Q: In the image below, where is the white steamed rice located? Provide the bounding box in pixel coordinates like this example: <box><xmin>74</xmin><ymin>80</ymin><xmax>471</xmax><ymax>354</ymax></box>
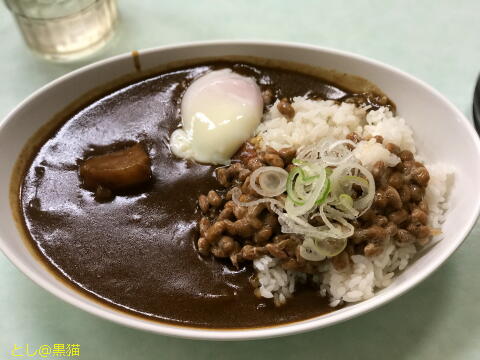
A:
<box><xmin>252</xmin><ymin>96</ymin><xmax>454</xmax><ymax>307</ymax></box>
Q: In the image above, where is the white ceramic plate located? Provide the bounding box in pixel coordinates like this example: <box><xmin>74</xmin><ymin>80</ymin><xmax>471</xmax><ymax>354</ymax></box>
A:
<box><xmin>1</xmin><ymin>41</ymin><xmax>480</xmax><ymax>340</ymax></box>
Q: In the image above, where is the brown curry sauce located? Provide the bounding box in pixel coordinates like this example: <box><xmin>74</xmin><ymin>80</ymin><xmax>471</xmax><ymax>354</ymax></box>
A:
<box><xmin>19</xmin><ymin>61</ymin><xmax>388</xmax><ymax>328</ymax></box>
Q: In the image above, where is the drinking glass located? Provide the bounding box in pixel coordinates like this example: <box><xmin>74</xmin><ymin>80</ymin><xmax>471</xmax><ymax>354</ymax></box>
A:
<box><xmin>4</xmin><ymin>0</ymin><xmax>118</xmax><ymax>61</ymax></box>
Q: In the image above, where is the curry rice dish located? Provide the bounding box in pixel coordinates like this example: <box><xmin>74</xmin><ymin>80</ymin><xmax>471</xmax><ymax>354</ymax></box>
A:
<box><xmin>17</xmin><ymin>60</ymin><xmax>452</xmax><ymax>328</ymax></box>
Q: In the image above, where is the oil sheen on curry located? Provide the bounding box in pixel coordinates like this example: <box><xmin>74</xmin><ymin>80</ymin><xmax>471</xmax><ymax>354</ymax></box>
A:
<box><xmin>20</xmin><ymin>61</ymin><xmax>401</xmax><ymax>328</ymax></box>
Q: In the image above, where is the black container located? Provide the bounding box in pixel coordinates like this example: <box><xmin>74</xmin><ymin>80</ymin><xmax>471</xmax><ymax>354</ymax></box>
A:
<box><xmin>473</xmin><ymin>76</ymin><xmax>480</xmax><ymax>135</ymax></box>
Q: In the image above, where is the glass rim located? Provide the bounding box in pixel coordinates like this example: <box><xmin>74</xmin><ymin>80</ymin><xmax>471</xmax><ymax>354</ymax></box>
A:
<box><xmin>4</xmin><ymin>0</ymin><xmax>108</xmax><ymax>21</ymax></box>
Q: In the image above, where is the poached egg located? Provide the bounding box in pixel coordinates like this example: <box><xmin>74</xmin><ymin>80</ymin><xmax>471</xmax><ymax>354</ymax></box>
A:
<box><xmin>170</xmin><ymin>69</ymin><xmax>263</xmax><ymax>164</ymax></box>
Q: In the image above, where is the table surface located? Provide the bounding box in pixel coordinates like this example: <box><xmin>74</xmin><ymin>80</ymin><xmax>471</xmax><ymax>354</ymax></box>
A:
<box><xmin>1</xmin><ymin>1</ymin><xmax>480</xmax><ymax>359</ymax></box>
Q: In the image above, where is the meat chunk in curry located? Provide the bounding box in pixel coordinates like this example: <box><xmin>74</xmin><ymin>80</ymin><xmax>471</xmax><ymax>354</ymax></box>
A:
<box><xmin>79</xmin><ymin>143</ymin><xmax>152</xmax><ymax>193</ymax></box>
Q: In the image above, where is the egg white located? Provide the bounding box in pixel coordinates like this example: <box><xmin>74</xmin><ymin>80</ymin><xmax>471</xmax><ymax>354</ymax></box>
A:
<box><xmin>170</xmin><ymin>69</ymin><xmax>263</xmax><ymax>164</ymax></box>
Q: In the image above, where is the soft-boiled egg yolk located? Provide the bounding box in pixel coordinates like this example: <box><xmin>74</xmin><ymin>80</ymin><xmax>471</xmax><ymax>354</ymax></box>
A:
<box><xmin>170</xmin><ymin>69</ymin><xmax>263</xmax><ymax>164</ymax></box>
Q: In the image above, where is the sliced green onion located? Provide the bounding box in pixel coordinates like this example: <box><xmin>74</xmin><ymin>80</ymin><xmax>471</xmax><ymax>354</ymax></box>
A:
<box><xmin>312</xmin><ymin>236</ymin><xmax>347</xmax><ymax>257</ymax></box>
<box><xmin>287</xmin><ymin>167</ymin><xmax>305</xmax><ymax>205</ymax></box>
<box><xmin>330</xmin><ymin>163</ymin><xmax>375</xmax><ymax>215</ymax></box>
<box><xmin>303</xmin><ymin>174</ymin><xmax>320</xmax><ymax>183</ymax></box>
<box><xmin>292</xmin><ymin>158</ymin><xmax>308</xmax><ymax>166</ymax></box>
<box><xmin>339</xmin><ymin>193</ymin><xmax>354</xmax><ymax>208</ymax></box>
<box><xmin>261</xmin><ymin>148</ymin><xmax>375</xmax><ymax>261</ymax></box>
<box><xmin>285</xmin><ymin>163</ymin><xmax>326</xmax><ymax>216</ymax></box>
<box><xmin>299</xmin><ymin>230</ymin><xmax>348</xmax><ymax>259</ymax></box>
<box><xmin>315</xmin><ymin>177</ymin><xmax>331</xmax><ymax>205</ymax></box>
<box><xmin>343</xmin><ymin>175</ymin><xmax>368</xmax><ymax>187</ymax></box>
<box><xmin>299</xmin><ymin>237</ymin><xmax>326</xmax><ymax>261</ymax></box>
<box><xmin>337</xmin><ymin>193</ymin><xmax>359</xmax><ymax>216</ymax></box>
